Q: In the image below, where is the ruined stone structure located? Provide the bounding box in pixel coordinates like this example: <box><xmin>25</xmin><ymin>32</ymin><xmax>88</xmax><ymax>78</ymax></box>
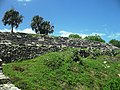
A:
<box><xmin>0</xmin><ymin>32</ymin><xmax>119</xmax><ymax>63</ymax></box>
<box><xmin>0</xmin><ymin>59</ymin><xmax>20</xmax><ymax>90</ymax></box>
<box><xmin>0</xmin><ymin>32</ymin><xmax>120</xmax><ymax>89</ymax></box>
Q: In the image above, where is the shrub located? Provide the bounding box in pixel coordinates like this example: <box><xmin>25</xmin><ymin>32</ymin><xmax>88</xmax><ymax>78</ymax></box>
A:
<box><xmin>69</xmin><ymin>34</ymin><xmax>82</xmax><ymax>39</ymax></box>
<box><xmin>84</xmin><ymin>34</ymin><xmax>105</xmax><ymax>43</ymax></box>
<box><xmin>109</xmin><ymin>39</ymin><xmax>120</xmax><ymax>48</ymax></box>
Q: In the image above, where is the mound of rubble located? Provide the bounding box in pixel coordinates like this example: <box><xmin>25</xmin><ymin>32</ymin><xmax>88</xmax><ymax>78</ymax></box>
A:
<box><xmin>0</xmin><ymin>59</ymin><xmax>20</xmax><ymax>90</ymax></box>
<box><xmin>0</xmin><ymin>73</ymin><xmax>20</xmax><ymax>90</ymax></box>
<box><xmin>0</xmin><ymin>32</ymin><xmax>119</xmax><ymax>63</ymax></box>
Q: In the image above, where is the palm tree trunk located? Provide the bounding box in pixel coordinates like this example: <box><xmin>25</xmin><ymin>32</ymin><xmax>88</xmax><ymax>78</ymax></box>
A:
<box><xmin>11</xmin><ymin>25</ymin><xmax>13</xmax><ymax>33</ymax></box>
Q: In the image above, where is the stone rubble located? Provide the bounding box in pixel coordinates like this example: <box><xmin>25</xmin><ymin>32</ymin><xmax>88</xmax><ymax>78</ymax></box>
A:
<box><xmin>0</xmin><ymin>32</ymin><xmax>119</xmax><ymax>89</ymax></box>
<box><xmin>0</xmin><ymin>73</ymin><xmax>20</xmax><ymax>90</ymax></box>
<box><xmin>0</xmin><ymin>32</ymin><xmax>119</xmax><ymax>63</ymax></box>
<box><xmin>0</xmin><ymin>84</ymin><xmax>20</xmax><ymax>90</ymax></box>
<box><xmin>0</xmin><ymin>59</ymin><xmax>20</xmax><ymax>90</ymax></box>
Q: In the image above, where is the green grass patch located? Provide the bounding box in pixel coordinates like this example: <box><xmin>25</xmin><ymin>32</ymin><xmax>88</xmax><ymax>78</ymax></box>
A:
<box><xmin>3</xmin><ymin>49</ymin><xmax>120</xmax><ymax>90</ymax></box>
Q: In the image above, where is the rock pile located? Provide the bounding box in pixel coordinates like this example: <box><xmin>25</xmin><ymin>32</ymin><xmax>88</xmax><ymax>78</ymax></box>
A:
<box><xmin>0</xmin><ymin>59</ymin><xmax>20</xmax><ymax>90</ymax></box>
<box><xmin>0</xmin><ymin>32</ymin><xmax>119</xmax><ymax>63</ymax></box>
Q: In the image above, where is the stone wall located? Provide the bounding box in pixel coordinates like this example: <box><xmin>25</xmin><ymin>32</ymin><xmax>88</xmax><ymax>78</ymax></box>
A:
<box><xmin>0</xmin><ymin>32</ymin><xmax>119</xmax><ymax>63</ymax></box>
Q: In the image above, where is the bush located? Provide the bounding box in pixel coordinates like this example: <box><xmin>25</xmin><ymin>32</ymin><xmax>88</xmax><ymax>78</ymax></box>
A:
<box><xmin>69</xmin><ymin>34</ymin><xmax>82</xmax><ymax>39</ymax></box>
<box><xmin>84</xmin><ymin>35</ymin><xmax>105</xmax><ymax>43</ymax></box>
<box><xmin>109</xmin><ymin>39</ymin><xmax>120</xmax><ymax>48</ymax></box>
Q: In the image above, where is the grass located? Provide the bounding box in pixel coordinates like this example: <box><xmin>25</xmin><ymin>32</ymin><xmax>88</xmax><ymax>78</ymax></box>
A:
<box><xmin>3</xmin><ymin>48</ymin><xmax>120</xmax><ymax>90</ymax></box>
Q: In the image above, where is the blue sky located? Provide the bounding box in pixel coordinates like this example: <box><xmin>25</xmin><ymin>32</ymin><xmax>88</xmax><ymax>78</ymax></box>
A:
<box><xmin>0</xmin><ymin>0</ymin><xmax>120</xmax><ymax>42</ymax></box>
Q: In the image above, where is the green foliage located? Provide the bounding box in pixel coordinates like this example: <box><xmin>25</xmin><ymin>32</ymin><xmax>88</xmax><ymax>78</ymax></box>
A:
<box><xmin>44</xmin><ymin>54</ymin><xmax>63</xmax><ymax>70</ymax></box>
<box><xmin>84</xmin><ymin>34</ymin><xmax>105</xmax><ymax>43</ymax></box>
<box><xmin>2</xmin><ymin>9</ymin><xmax>23</xmax><ymax>33</ymax></box>
<box><xmin>69</xmin><ymin>34</ymin><xmax>82</xmax><ymax>39</ymax></box>
<box><xmin>29</xmin><ymin>34</ymin><xmax>41</xmax><ymax>37</ymax></box>
<box><xmin>31</xmin><ymin>15</ymin><xmax>54</xmax><ymax>35</ymax></box>
<box><xmin>104</xmin><ymin>78</ymin><xmax>120</xmax><ymax>90</ymax></box>
<box><xmin>109</xmin><ymin>39</ymin><xmax>120</xmax><ymax>48</ymax></box>
<box><xmin>3</xmin><ymin>49</ymin><xmax>120</xmax><ymax>90</ymax></box>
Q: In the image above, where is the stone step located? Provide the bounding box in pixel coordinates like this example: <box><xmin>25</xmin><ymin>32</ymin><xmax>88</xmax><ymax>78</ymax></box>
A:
<box><xmin>0</xmin><ymin>67</ymin><xmax>2</xmax><ymax>70</ymax></box>
<box><xmin>0</xmin><ymin>60</ymin><xmax>20</xmax><ymax>90</ymax></box>
<box><xmin>0</xmin><ymin>73</ymin><xmax>10</xmax><ymax>84</ymax></box>
<box><xmin>0</xmin><ymin>84</ymin><xmax>20</xmax><ymax>90</ymax></box>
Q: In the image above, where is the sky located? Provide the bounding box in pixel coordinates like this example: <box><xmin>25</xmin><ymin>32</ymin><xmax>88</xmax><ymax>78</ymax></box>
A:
<box><xmin>0</xmin><ymin>0</ymin><xmax>120</xmax><ymax>42</ymax></box>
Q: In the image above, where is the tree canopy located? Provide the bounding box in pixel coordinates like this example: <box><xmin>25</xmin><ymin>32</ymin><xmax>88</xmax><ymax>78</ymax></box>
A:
<box><xmin>109</xmin><ymin>39</ymin><xmax>120</xmax><ymax>48</ymax></box>
<box><xmin>84</xmin><ymin>35</ymin><xmax>105</xmax><ymax>43</ymax></box>
<box><xmin>69</xmin><ymin>34</ymin><xmax>82</xmax><ymax>39</ymax></box>
<box><xmin>31</xmin><ymin>15</ymin><xmax>54</xmax><ymax>35</ymax></box>
<box><xmin>2</xmin><ymin>9</ymin><xmax>23</xmax><ymax>33</ymax></box>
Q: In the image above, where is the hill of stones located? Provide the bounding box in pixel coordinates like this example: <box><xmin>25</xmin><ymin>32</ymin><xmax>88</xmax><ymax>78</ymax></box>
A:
<box><xmin>0</xmin><ymin>32</ymin><xmax>119</xmax><ymax>63</ymax></box>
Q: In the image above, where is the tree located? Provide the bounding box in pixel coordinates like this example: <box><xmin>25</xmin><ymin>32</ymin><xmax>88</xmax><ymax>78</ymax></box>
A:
<box><xmin>69</xmin><ymin>34</ymin><xmax>82</xmax><ymax>39</ymax></box>
<box><xmin>31</xmin><ymin>15</ymin><xmax>43</xmax><ymax>34</ymax></box>
<box><xmin>2</xmin><ymin>9</ymin><xmax>23</xmax><ymax>33</ymax></box>
<box><xmin>109</xmin><ymin>39</ymin><xmax>120</xmax><ymax>48</ymax></box>
<box><xmin>31</xmin><ymin>15</ymin><xmax>54</xmax><ymax>35</ymax></box>
<box><xmin>41</xmin><ymin>21</ymin><xmax>54</xmax><ymax>35</ymax></box>
<box><xmin>84</xmin><ymin>34</ymin><xmax>105</xmax><ymax>43</ymax></box>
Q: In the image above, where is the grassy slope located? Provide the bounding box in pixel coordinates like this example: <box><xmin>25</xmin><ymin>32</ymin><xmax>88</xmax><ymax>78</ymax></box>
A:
<box><xmin>3</xmin><ymin>49</ymin><xmax>120</xmax><ymax>90</ymax></box>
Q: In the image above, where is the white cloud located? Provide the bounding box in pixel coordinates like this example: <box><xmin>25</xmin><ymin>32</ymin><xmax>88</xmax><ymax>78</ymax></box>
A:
<box><xmin>59</xmin><ymin>30</ymin><xmax>89</xmax><ymax>38</ymax></box>
<box><xmin>20</xmin><ymin>28</ymin><xmax>35</xmax><ymax>34</ymax></box>
<box><xmin>0</xmin><ymin>28</ymin><xmax>35</xmax><ymax>34</ymax></box>
<box><xmin>0</xmin><ymin>29</ymin><xmax>106</xmax><ymax>38</ymax></box>
<box><xmin>59</xmin><ymin>31</ymin><xmax>73</xmax><ymax>37</ymax></box>
<box><xmin>17</xmin><ymin>0</ymin><xmax>32</xmax><ymax>6</ymax></box>
<box><xmin>79</xmin><ymin>34</ymin><xmax>90</xmax><ymax>38</ymax></box>
<box><xmin>17</xmin><ymin>0</ymin><xmax>32</xmax><ymax>2</ymax></box>
<box><xmin>90</xmin><ymin>32</ymin><xmax>106</xmax><ymax>36</ymax></box>
<box><xmin>0</xmin><ymin>28</ymin><xmax>11</xmax><ymax>32</ymax></box>
<box><xmin>108</xmin><ymin>33</ymin><xmax>120</xmax><ymax>39</ymax></box>
<box><xmin>59</xmin><ymin>30</ymin><xmax>105</xmax><ymax>38</ymax></box>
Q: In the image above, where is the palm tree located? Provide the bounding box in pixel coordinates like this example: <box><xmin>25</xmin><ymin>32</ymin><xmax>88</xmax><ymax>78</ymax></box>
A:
<box><xmin>41</xmin><ymin>21</ymin><xmax>54</xmax><ymax>35</ymax></box>
<box><xmin>31</xmin><ymin>15</ymin><xmax>54</xmax><ymax>35</ymax></box>
<box><xmin>2</xmin><ymin>9</ymin><xmax>23</xmax><ymax>33</ymax></box>
<box><xmin>31</xmin><ymin>15</ymin><xmax>43</xmax><ymax>34</ymax></box>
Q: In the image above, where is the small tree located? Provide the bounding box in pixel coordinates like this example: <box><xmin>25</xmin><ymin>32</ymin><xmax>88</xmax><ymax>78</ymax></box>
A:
<box><xmin>31</xmin><ymin>15</ymin><xmax>54</xmax><ymax>35</ymax></box>
<box><xmin>69</xmin><ymin>34</ymin><xmax>82</xmax><ymax>39</ymax></box>
<box><xmin>109</xmin><ymin>39</ymin><xmax>120</xmax><ymax>48</ymax></box>
<box><xmin>2</xmin><ymin>9</ymin><xmax>23</xmax><ymax>33</ymax></box>
<box><xmin>84</xmin><ymin>35</ymin><xmax>105</xmax><ymax>43</ymax></box>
